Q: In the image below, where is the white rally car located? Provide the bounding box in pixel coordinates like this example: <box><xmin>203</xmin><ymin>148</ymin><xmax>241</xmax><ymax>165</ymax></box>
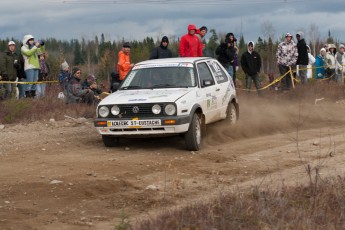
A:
<box><xmin>94</xmin><ymin>57</ymin><xmax>239</xmax><ymax>151</ymax></box>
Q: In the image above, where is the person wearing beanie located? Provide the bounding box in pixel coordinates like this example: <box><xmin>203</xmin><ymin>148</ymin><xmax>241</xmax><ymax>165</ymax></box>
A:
<box><xmin>82</xmin><ymin>74</ymin><xmax>102</xmax><ymax>96</ymax></box>
<box><xmin>117</xmin><ymin>42</ymin><xmax>134</xmax><ymax>81</ymax></box>
<box><xmin>61</xmin><ymin>61</ymin><xmax>69</xmax><ymax>71</ymax></box>
<box><xmin>66</xmin><ymin>67</ymin><xmax>95</xmax><ymax>105</ymax></box>
<box><xmin>335</xmin><ymin>44</ymin><xmax>345</xmax><ymax>83</ymax></box>
<box><xmin>241</xmin><ymin>41</ymin><xmax>262</xmax><ymax>95</ymax></box>
<box><xmin>276</xmin><ymin>32</ymin><xmax>298</xmax><ymax>91</ymax></box>
<box><xmin>0</xmin><ymin>41</ymin><xmax>20</xmax><ymax>99</ymax></box>
<box><xmin>36</xmin><ymin>52</ymin><xmax>50</xmax><ymax>97</ymax></box>
<box><xmin>296</xmin><ymin>31</ymin><xmax>309</xmax><ymax>84</ymax></box>
<box><xmin>21</xmin><ymin>34</ymin><xmax>45</xmax><ymax>98</ymax></box>
<box><xmin>315</xmin><ymin>48</ymin><xmax>326</xmax><ymax>79</ymax></box>
<box><xmin>58</xmin><ymin>60</ymin><xmax>71</xmax><ymax>91</ymax></box>
<box><xmin>149</xmin><ymin>36</ymin><xmax>173</xmax><ymax>59</ymax></box>
<box><xmin>179</xmin><ymin>24</ymin><xmax>202</xmax><ymax>57</ymax></box>
<box><xmin>324</xmin><ymin>43</ymin><xmax>336</xmax><ymax>81</ymax></box>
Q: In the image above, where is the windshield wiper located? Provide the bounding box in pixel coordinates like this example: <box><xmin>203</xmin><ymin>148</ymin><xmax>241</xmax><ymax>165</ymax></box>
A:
<box><xmin>150</xmin><ymin>84</ymin><xmax>179</xmax><ymax>89</ymax></box>
<box><xmin>121</xmin><ymin>86</ymin><xmax>142</xmax><ymax>90</ymax></box>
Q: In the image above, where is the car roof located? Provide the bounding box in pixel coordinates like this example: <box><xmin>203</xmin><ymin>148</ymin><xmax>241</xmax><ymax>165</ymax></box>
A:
<box><xmin>136</xmin><ymin>57</ymin><xmax>214</xmax><ymax>66</ymax></box>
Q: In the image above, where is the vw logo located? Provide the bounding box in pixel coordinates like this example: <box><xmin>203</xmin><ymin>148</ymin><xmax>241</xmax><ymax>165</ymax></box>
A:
<box><xmin>132</xmin><ymin>106</ymin><xmax>140</xmax><ymax>114</ymax></box>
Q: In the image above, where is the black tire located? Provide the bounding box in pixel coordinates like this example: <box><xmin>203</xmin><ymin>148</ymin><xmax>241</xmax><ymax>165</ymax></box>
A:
<box><xmin>184</xmin><ymin>113</ymin><xmax>202</xmax><ymax>151</ymax></box>
<box><xmin>102</xmin><ymin>135</ymin><xmax>118</xmax><ymax>147</ymax></box>
<box><xmin>226</xmin><ymin>103</ymin><xmax>237</xmax><ymax>125</ymax></box>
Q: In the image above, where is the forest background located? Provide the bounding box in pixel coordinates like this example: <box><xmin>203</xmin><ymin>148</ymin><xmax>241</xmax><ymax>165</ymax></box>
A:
<box><xmin>0</xmin><ymin>24</ymin><xmax>341</xmax><ymax>89</ymax></box>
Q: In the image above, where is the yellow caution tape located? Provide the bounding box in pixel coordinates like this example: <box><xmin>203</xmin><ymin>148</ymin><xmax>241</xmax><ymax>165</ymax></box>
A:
<box><xmin>0</xmin><ymin>80</ymin><xmax>59</xmax><ymax>84</ymax></box>
<box><xmin>240</xmin><ymin>69</ymin><xmax>292</xmax><ymax>92</ymax></box>
<box><xmin>240</xmin><ymin>64</ymin><xmax>345</xmax><ymax>91</ymax></box>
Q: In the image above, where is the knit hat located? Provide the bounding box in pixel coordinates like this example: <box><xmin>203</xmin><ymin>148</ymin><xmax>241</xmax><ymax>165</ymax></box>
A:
<box><xmin>61</xmin><ymin>61</ymin><xmax>69</xmax><ymax>71</ymax></box>
<box><xmin>8</xmin><ymin>41</ymin><xmax>15</xmax><ymax>46</ymax></box>
<box><xmin>320</xmin><ymin>48</ymin><xmax>326</xmax><ymax>53</ymax></box>
<box><xmin>285</xmin><ymin>32</ymin><xmax>293</xmax><ymax>37</ymax></box>
<box><xmin>123</xmin><ymin>42</ymin><xmax>131</xmax><ymax>48</ymax></box>
<box><xmin>339</xmin><ymin>44</ymin><xmax>345</xmax><ymax>49</ymax></box>
<box><xmin>72</xmin><ymin>67</ymin><xmax>81</xmax><ymax>75</ymax></box>
<box><xmin>87</xmin><ymin>74</ymin><xmax>96</xmax><ymax>82</ymax></box>
<box><xmin>328</xmin><ymin>44</ymin><xmax>336</xmax><ymax>49</ymax></box>
<box><xmin>161</xmin><ymin>36</ymin><xmax>169</xmax><ymax>43</ymax></box>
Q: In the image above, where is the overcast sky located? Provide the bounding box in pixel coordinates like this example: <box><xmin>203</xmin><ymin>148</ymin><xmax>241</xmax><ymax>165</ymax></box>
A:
<box><xmin>1</xmin><ymin>0</ymin><xmax>344</xmax><ymax>44</ymax></box>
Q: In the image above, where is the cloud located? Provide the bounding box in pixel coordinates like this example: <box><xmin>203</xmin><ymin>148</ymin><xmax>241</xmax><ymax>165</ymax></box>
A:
<box><xmin>0</xmin><ymin>0</ymin><xmax>344</xmax><ymax>44</ymax></box>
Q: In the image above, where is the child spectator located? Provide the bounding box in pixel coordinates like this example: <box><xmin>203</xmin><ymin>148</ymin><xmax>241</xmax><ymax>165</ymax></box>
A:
<box><xmin>37</xmin><ymin>53</ymin><xmax>50</xmax><ymax>97</ymax></box>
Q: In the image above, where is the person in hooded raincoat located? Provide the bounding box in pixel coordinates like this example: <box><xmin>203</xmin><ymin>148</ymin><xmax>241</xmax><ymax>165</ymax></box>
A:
<box><xmin>21</xmin><ymin>34</ymin><xmax>45</xmax><ymax>98</ymax></box>
<box><xmin>179</xmin><ymin>24</ymin><xmax>202</xmax><ymax>57</ymax></box>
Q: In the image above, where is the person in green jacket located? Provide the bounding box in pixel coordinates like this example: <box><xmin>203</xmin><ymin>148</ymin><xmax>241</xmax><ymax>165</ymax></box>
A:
<box><xmin>0</xmin><ymin>41</ymin><xmax>20</xmax><ymax>99</ymax></box>
<box><xmin>21</xmin><ymin>34</ymin><xmax>45</xmax><ymax>98</ymax></box>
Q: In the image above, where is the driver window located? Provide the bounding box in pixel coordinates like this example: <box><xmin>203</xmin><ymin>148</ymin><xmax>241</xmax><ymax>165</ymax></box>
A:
<box><xmin>197</xmin><ymin>62</ymin><xmax>214</xmax><ymax>87</ymax></box>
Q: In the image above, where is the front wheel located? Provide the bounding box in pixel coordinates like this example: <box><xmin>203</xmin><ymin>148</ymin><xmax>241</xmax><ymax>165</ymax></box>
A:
<box><xmin>184</xmin><ymin>113</ymin><xmax>202</xmax><ymax>151</ymax></box>
<box><xmin>102</xmin><ymin>135</ymin><xmax>118</xmax><ymax>147</ymax></box>
<box><xmin>226</xmin><ymin>103</ymin><xmax>238</xmax><ymax>125</ymax></box>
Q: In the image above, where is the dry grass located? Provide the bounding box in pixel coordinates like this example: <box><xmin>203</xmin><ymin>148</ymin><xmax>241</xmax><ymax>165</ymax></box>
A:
<box><xmin>130</xmin><ymin>175</ymin><xmax>345</xmax><ymax>230</ymax></box>
<box><xmin>0</xmin><ymin>85</ymin><xmax>96</xmax><ymax>124</ymax></box>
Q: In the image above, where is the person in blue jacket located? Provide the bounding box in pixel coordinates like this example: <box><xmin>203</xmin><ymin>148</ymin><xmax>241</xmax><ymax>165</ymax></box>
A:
<box><xmin>315</xmin><ymin>48</ymin><xmax>326</xmax><ymax>79</ymax></box>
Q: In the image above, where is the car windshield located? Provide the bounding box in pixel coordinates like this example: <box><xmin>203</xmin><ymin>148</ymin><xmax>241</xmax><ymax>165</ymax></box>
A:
<box><xmin>120</xmin><ymin>66</ymin><xmax>197</xmax><ymax>90</ymax></box>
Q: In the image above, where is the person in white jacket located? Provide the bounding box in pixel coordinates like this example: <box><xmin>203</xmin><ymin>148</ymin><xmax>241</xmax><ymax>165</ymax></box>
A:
<box><xmin>335</xmin><ymin>44</ymin><xmax>345</xmax><ymax>83</ymax></box>
<box><xmin>306</xmin><ymin>45</ymin><xmax>315</xmax><ymax>79</ymax></box>
<box><xmin>324</xmin><ymin>43</ymin><xmax>336</xmax><ymax>81</ymax></box>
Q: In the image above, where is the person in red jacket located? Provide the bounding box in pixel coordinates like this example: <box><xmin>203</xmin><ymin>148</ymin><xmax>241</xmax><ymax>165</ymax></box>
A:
<box><xmin>179</xmin><ymin>24</ymin><xmax>203</xmax><ymax>57</ymax></box>
<box><xmin>117</xmin><ymin>42</ymin><xmax>134</xmax><ymax>81</ymax></box>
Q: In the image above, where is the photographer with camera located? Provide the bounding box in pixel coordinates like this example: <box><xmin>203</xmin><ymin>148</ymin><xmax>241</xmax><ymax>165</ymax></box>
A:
<box><xmin>0</xmin><ymin>41</ymin><xmax>20</xmax><ymax>99</ymax></box>
<box><xmin>225</xmin><ymin>33</ymin><xmax>239</xmax><ymax>86</ymax></box>
<box><xmin>21</xmin><ymin>34</ymin><xmax>45</xmax><ymax>98</ymax></box>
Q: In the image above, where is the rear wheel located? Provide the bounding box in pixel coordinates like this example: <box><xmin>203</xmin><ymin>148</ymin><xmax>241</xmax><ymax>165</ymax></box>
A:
<box><xmin>226</xmin><ymin>103</ymin><xmax>237</xmax><ymax>125</ymax></box>
<box><xmin>102</xmin><ymin>135</ymin><xmax>118</xmax><ymax>147</ymax></box>
<box><xmin>184</xmin><ymin>113</ymin><xmax>202</xmax><ymax>151</ymax></box>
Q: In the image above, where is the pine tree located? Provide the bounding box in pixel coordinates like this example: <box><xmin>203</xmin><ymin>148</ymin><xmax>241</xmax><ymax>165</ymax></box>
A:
<box><xmin>206</xmin><ymin>29</ymin><xmax>219</xmax><ymax>57</ymax></box>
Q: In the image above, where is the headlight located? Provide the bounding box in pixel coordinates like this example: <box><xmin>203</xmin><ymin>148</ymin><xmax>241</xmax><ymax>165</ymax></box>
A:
<box><xmin>98</xmin><ymin>106</ymin><xmax>109</xmax><ymax>118</ymax></box>
<box><xmin>111</xmin><ymin>105</ymin><xmax>120</xmax><ymax>115</ymax></box>
<box><xmin>152</xmin><ymin>104</ymin><xmax>161</xmax><ymax>114</ymax></box>
<box><xmin>164</xmin><ymin>104</ymin><xmax>176</xmax><ymax>115</ymax></box>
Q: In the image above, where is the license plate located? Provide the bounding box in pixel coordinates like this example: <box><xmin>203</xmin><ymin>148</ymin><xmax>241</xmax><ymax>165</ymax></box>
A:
<box><xmin>107</xmin><ymin>119</ymin><xmax>161</xmax><ymax>128</ymax></box>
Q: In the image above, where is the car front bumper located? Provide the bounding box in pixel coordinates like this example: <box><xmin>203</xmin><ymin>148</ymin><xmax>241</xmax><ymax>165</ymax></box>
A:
<box><xmin>94</xmin><ymin>115</ymin><xmax>191</xmax><ymax>136</ymax></box>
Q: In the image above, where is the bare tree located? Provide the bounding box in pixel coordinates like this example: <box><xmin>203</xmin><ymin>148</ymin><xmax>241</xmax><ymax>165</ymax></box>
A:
<box><xmin>308</xmin><ymin>23</ymin><xmax>320</xmax><ymax>57</ymax></box>
<box><xmin>261</xmin><ymin>20</ymin><xmax>276</xmax><ymax>41</ymax></box>
<box><xmin>261</xmin><ymin>21</ymin><xmax>276</xmax><ymax>73</ymax></box>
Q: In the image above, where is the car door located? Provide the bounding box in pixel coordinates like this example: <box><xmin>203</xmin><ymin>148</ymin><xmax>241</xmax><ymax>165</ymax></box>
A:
<box><xmin>196</xmin><ymin>61</ymin><xmax>221</xmax><ymax>124</ymax></box>
<box><xmin>207</xmin><ymin>60</ymin><xmax>234</xmax><ymax>119</ymax></box>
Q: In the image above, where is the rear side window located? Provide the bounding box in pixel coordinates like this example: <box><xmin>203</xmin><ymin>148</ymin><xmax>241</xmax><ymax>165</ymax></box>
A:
<box><xmin>208</xmin><ymin>61</ymin><xmax>229</xmax><ymax>84</ymax></box>
<box><xmin>197</xmin><ymin>62</ymin><xmax>215</xmax><ymax>86</ymax></box>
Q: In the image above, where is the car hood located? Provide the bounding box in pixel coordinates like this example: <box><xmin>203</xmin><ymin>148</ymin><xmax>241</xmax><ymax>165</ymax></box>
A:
<box><xmin>99</xmin><ymin>88</ymin><xmax>195</xmax><ymax>105</ymax></box>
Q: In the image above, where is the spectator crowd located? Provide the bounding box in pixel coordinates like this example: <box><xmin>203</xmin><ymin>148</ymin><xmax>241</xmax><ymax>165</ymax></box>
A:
<box><xmin>1</xmin><ymin>25</ymin><xmax>345</xmax><ymax>103</ymax></box>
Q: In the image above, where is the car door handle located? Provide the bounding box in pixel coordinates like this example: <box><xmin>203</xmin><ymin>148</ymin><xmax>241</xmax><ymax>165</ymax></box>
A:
<box><xmin>216</xmin><ymin>88</ymin><xmax>220</xmax><ymax>91</ymax></box>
